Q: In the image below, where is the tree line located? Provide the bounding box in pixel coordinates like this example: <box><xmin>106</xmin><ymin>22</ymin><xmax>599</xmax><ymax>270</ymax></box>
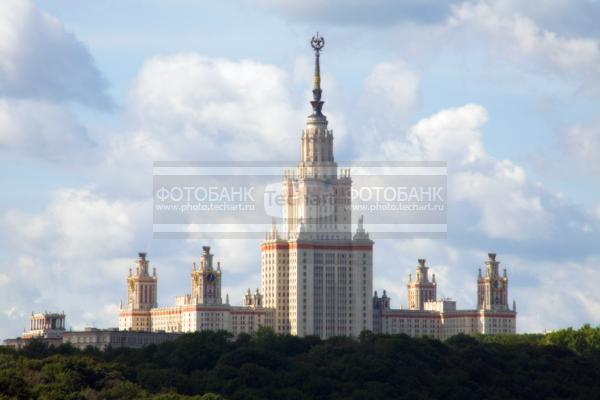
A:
<box><xmin>2</xmin><ymin>325</ymin><xmax>600</xmax><ymax>399</ymax></box>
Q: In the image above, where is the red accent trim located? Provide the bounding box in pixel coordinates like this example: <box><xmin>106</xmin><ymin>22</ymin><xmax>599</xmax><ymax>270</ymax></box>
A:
<box><xmin>119</xmin><ymin>311</ymin><xmax>151</xmax><ymax>317</ymax></box>
<box><xmin>123</xmin><ymin>306</ymin><xmax>274</xmax><ymax>317</ymax></box>
<box><xmin>382</xmin><ymin>311</ymin><xmax>516</xmax><ymax>319</ymax></box>
<box><xmin>261</xmin><ymin>242</ymin><xmax>373</xmax><ymax>252</ymax></box>
<box><xmin>383</xmin><ymin>313</ymin><xmax>442</xmax><ymax>320</ymax></box>
<box><xmin>150</xmin><ymin>310</ymin><xmax>183</xmax><ymax>316</ymax></box>
<box><xmin>152</xmin><ymin>306</ymin><xmax>272</xmax><ymax>315</ymax></box>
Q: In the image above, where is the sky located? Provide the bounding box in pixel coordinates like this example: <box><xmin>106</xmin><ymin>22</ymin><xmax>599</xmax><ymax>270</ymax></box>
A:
<box><xmin>1</xmin><ymin>0</ymin><xmax>600</xmax><ymax>339</ymax></box>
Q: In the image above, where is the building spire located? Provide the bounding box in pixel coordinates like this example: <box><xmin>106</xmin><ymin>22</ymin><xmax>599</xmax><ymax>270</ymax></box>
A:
<box><xmin>310</xmin><ymin>33</ymin><xmax>325</xmax><ymax>116</ymax></box>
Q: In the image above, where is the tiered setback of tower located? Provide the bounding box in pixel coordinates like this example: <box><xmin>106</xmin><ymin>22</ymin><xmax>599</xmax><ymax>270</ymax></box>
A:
<box><xmin>259</xmin><ymin>35</ymin><xmax>374</xmax><ymax>337</ymax></box>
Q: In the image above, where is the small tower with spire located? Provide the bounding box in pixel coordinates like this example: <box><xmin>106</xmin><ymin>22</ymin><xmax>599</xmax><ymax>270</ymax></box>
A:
<box><xmin>119</xmin><ymin>252</ymin><xmax>156</xmax><ymax>331</ymax></box>
<box><xmin>125</xmin><ymin>252</ymin><xmax>158</xmax><ymax>311</ymax></box>
<box><xmin>191</xmin><ymin>246</ymin><xmax>222</xmax><ymax>305</ymax></box>
<box><xmin>407</xmin><ymin>259</ymin><xmax>437</xmax><ymax>310</ymax></box>
<box><xmin>477</xmin><ymin>253</ymin><xmax>510</xmax><ymax>311</ymax></box>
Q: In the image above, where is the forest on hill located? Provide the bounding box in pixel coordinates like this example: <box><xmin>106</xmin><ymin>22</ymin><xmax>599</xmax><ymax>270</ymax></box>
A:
<box><xmin>2</xmin><ymin>326</ymin><xmax>600</xmax><ymax>400</ymax></box>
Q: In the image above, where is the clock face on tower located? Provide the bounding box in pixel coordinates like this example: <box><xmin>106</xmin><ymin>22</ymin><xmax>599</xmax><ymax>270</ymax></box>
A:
<box><xmin>206</xmin><ymin>273</ymin><xmax>216</xmax><ymax>282</ymax></box>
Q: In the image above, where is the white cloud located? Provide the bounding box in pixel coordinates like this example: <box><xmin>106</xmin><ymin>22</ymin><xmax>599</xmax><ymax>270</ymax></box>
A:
<box><xmin>0</xmin><ymin>189</ymin><xmax>152</xmax><ymax>338</ymax></box>
<box><xmin>0</xmin><ymin>99</ymin><xmax>95</xmax><ymax>162</ymax></box>
<box><xmin>407</xmin><ymin>103</ymin><xmax>487</xmax><ymax>163</ymax></box>
<box><xmin>0</xmin><ymin>0</ymin><xmax>111</xmax><ymax>108</ymax></box>
<box><xmin>509</xmin><ymin>255</ymin><xmax>600</xmax><ymax>332</ymax></box>
<box><xmin>91</xmin><ymin>54</ymin><xmax>312</xmax><ymax>197</ymax></box>
<box><xmin>380</xmin><ymin>104</ymin><xmax>559</xmax><ymax>240</ymax></box>
<box><xmin>3</xmin><ymin>188</ymin><xmax>148</xmax><ymax>259</ymax></box>
<box><xmin>453</xmin><ymin>168</ymin><xmax>550</xmax><ymax>240</ymax></box>
<box><xmin>259</xmin><ymin>0</ymin><xmax>600</xmax><ymax>93</ymax></box>
<box><xmin>128</xmin><ymin>54</ymin><xmax>302</xmax><ymax>161</ymax></box>
<box><xmin>565</xmin><ymin>118</ymin><xmax>600</xmax><ymax>176</ymax></box>
<box><xmin>4</xmin><ymin>306</ymin><xmax>21</xmax><ymax>319</ymax></box>
<box><xmin>0</xmin><ymin>0</ymin><xmax>110</xmax><ymax>163</ymax></box>
<box><xmin>491</xmin><ymin>0</ymin><xmax>600</xmax><ymax>38</ymax></box>
<box><xmin>362</xmin><ymin>61</ymin><xmax>421</xmax><ymax>128</ymax></box>
<box><xmin>0</xmin><ymin>254</ymin><xmax>123</xmax><ymax>338</ymax></box>
<box><xmin>257</xmin><ymin>0</ymin><xmax>600</xmax><ymax>38</ymax></box>
<box><xmin>448</xmin><ymin>1</ymin><xmax>600</xmax><ymax>92</ymax></box>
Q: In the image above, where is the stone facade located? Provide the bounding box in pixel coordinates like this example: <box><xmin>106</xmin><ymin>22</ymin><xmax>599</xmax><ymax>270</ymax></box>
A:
<box><xmin>3</xmin><ymin>314</ymin><xmax>179</xmax><ymax>351</ymax></box>
<box><xmin>22</xmin><ymin>312</ymin><xmax>66</xmax><ymax>339</ymax></box>
<box><xmin>373</xmin><ymin>254</ymin><xmax>517</xmax><ymax>339</ymax></box>
<box><xmin>118</xmin><ymin>247</ymin><xmax>275</xmax><ymax>336</ymax></box>
<box><xmin>63</xmin><ymin>328</ymin><xmax>180</xmax><ymax>351</ymax></box>
<box><xmin>4</xmin><ymin>312</ymin><xmax>67</xmax><ymax>349</ymax></box>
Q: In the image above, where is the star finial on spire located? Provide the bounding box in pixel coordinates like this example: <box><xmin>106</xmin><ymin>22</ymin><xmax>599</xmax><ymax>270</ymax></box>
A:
<box><xmin>310</xmin><ymin>33</ymin><xmax>325</xmax><ymax>116</ymax></box>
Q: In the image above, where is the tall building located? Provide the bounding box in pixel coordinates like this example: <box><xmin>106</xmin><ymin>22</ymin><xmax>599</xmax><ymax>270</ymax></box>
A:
<box><xmin>261</xmin><ymin>34</ymin><xmax>373</xmax><ymax>338</ymax></box>
<box><xmin>373</xmin><ymin>254</ymin><xmax>517</xmax><ymax>339</ymax></box>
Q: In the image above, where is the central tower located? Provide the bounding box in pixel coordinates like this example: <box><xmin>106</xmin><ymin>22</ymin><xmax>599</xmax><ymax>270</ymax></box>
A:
<box><xmin>261</xmin><ymin>35</ymin><xmax>374</xmax><ymax>338</ymax></box>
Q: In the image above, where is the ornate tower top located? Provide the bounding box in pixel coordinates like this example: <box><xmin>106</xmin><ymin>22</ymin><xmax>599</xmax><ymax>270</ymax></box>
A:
<box><xmin>310</xmin><ymin>33</ymin><xmax>325</xmax><ymax>117</ymax></box>
<box><xmin>134</xmin><ymin>251</ymin><xmax>152</xmax><ymax>277</ymax></box>
<box><xmin>413</xmin><ymin>259</ymin><xmax>434</xmax><ymax>284</ymax></box>
<box><xmin>484</xmin><ymin>252</ymin><xmax>500</xmax><ymax>277</ymax></box>
<box><xmin>192</xmin><ymin>245</ymin><xmax>222</xmax><ymax>305</ymax></box>
<box><xmin>478</xmin><ymin>252</ymin><xmax>509</xmax><ymax>311</ymax></box>
<box><xmin>125</xmin><ymin>252</ymin><xmax>157</xmax><ymax>311</ymax></box>
<box><xmin>408</xmin><ymin>258</ymin><xmax>436</xmax><ymax>310</ymax></box>
<box><xmin>200</xmin><ymin>246</ymin><xmax>214</xmax><ymax>271</ymax></box>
